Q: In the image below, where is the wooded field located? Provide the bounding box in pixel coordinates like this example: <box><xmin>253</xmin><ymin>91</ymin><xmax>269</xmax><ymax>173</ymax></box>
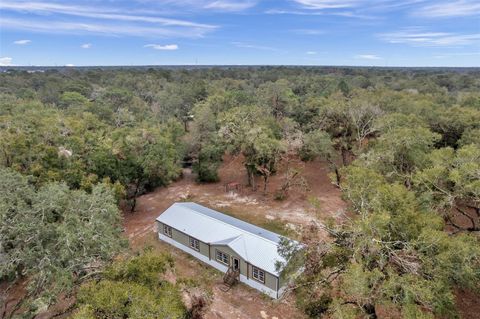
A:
<box><xmin>0</xmin><ymin>66</ymin><xmax>479</xmax><ymax>318</ymax></box>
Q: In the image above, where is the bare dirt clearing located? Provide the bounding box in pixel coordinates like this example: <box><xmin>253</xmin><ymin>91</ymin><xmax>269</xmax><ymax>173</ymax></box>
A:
<box><xmin>125</xmin><ymin>155</ymin><xmax>347</xmax><ymax>246</ymax></box>
<box><xmin>124</xmin><ymin>156</ymin><xmax>346</xmax><ymax>319</ymax></box>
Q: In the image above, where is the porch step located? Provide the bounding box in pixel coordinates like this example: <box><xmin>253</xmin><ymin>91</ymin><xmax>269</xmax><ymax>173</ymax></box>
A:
<box><xmin>220</xmin><ymin>267</ymin><xmax>240</xmax><ymax>292</ymax></box>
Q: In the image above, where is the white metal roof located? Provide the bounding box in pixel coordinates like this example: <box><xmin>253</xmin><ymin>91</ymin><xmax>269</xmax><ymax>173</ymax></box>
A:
<box><xmin>156</xmin><ymin>202</ymin><xmax>289</xmax><ymax>276</ymax></box>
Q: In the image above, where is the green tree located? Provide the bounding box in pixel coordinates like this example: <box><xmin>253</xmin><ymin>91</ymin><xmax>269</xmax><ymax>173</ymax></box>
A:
<box><xmin>257</xmin><ymin>79</ymin><xmax>299</xmax><ymax>119</ymax></box>
<box><xmin>301</xmin><ymin>129</ymin><xmax>342</xmax><ymax>185</ymax></box>
<box><xmin>427</xmin><ymin>106</ymin><xmax>480</xmax><ymax>147</ymax></box>
<box><xmin>58</xmin><ymin>91</ymin><xmax>89</xmax><ymax>109</ymax></box>
<box><xmin>315</xmin><ymin>93</ymin><xmax>355</xmax><ymax>166</ymax></box>
<box><xmin>459</xmin><ymin>128</ymin><xmax>480</xmax><ymax>147</ymax></box>
<box><xmin>414</xmin><ymin>144</ymin><xmax>480</xmax><ymax>232</ymax></box>
<box><xmin>282</xmin><ymin>165</ymin><xmax>480</xmax><ymax>318</ymax></box>
<box><xmin>102</xmin><ymin>88</ymin><xmax>133</xmax><ymax>111</ymax></box>
<box><xmin>190</xmin><ymin>103</ymin><xmax>224</xmax><ymax>182</ymax></box>
<box><xmin>363</xmin><ymin>126</ymin><xmax>441</xmax><ymax>185</ymax></box>
<box><xmin>0</xmin><ymin>168</ymin><xmax>125</xmax><ymax>315</ymax></box>
<box><xmin>111</xmin><ymin>123</ymin><xmax>184</xmax><ymax>212</ymax></box>
<box><xmin>155</xmin><ymin>81</ymin><xmax>206</xmax><ymax>131</ymax></box>
<box><xmin>72</xmin><ymin>252</ymin><xmax>187</xmax><ymax>319</ymax></box>
<box><xmin>337</xmin><ymin>80</ymin><xmax>351</xmax><ymax>97</ymax></box>
<box><xmin>219</xmin><ymin>105</ymin><xmax>283</xmax><ymax>192</ymax></box>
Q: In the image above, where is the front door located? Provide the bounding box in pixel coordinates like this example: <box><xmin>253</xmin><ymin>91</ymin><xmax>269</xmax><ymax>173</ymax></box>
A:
<box><xmin>232</xmin><ymin>257</ymin><xmax>240</xmax><ymax>271</ymax></box>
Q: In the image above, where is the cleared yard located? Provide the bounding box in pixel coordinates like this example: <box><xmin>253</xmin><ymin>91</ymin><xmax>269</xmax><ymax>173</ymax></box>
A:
<box><xmin>124</xmin><ymin>155</ymin><xmax>346</xmax><ymax>319</ymax></box>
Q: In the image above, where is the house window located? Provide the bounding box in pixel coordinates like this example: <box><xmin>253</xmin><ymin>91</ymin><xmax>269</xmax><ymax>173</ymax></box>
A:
<box><xmin>252</xmin><ymin>266</ymin><xmax>265</xmax><ymax>283</ymax></box>
<box><xmin>215</xmin><ymin>250</ymin><xmax>229</xmax><ymax>265</ymax></box>
<box><xmin>189</xmin><ymin>237</ymin><xmax>200</xmax><ymax>251</ymax></box>
<box><xmin>163</xmin><ymin>225</ymin><xmax>172</xmax><ymax>238</ymax></box>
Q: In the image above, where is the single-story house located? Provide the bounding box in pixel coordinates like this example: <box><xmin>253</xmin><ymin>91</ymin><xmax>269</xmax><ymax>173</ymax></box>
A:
<box><xmin>156</xmin><ymin>202</ymin><xmax>292</xmax><ymax>299</ymax></box>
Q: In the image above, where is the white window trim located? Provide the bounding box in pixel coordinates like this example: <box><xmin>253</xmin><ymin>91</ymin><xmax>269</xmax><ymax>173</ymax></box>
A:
<box><xmin>215</xmin><ymin>249</ymin><xmax>230</xmax><ymax>266</ymax></box>
<box><xmin>163</xmin><ymin>225</ymin><xmax>172</xmax><ymax>238</ymax></box>
<box><xmin>189</xmin><ymin>237</ymin><xmax>200</xmax><ymax>251</ymax></box>
<box><xmin>252</xmin><ymin>266</ymin><xmax>265</xmax><ymax>284</ymax></box>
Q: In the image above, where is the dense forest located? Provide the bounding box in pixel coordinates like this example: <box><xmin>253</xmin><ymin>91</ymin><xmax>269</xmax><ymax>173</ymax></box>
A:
<box><xmin>0</xmin><ymin>66</ymin><xmax>479</xmax><ymax>318</ymax></box>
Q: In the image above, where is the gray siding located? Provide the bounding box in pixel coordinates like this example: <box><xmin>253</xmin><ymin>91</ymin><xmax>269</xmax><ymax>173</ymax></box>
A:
<box><xmin>210</xmin><ymin>245</ymin><xmax>278</xmax><ymax>291</ymax></box>
<box><xmin>158</xmin><ymin>222</ymin><xmax>279</xmax><ymax>292</ymax></box>
<box><xmin>158</xmin><ymin>221</ymin><xmax>210</xmax><ymax>259</ymax></box>
<box><xmin>250</xmin><ymin>266</ymin><xmax>277</xmax><ymax>292</ymax></box>
<box><xmin>210</xmin><ymin>245</ymin><xmax>246</xmax><ymax>276</ymax></box>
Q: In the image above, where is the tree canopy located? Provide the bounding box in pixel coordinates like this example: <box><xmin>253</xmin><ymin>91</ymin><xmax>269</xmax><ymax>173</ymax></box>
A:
<box><xmin>1</xmin><ymin>66</ymin><xmax>479</xmax><ymax>318</ymax></box>
<box><xmin>0</xmin><ymin>168</ymin><xmax>125</xmax><ymax>314</ymax></box>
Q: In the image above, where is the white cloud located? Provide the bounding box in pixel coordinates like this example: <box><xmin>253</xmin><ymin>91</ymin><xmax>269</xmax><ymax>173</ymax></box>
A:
<box><xmin>283</xmin><ymin>1</ymin><xmax>480</xmax><ymax>19</ymax></box>
<box><xmin>417</xmin><ymin>1</ymin><xmax>480</xmax><ymax>17</ymax></box>
<box><xmin>231</xmin><ymin>41</ymin><xmax>283</xmax><ymax>52</ymax></box>
<box><xmin>265</xmin><ymin>7</ymin><xmax>376</xmax><ymax>19</ymax></box>
<box><xmin>292</xmin><ymin>29</ymin><xmax>325</xmax><ymax>35</ymax></box>
<box><xmin>379</xmin><ymin>28</ymin><xmax>480</xmax><ymax>47</ymax></box>
<box><xmin>65</xmin><ymin>64</ymin><xmax>75</xmax><ymax>67</ymax></box>
<box><xmin>291</xmin><ymin>0</ymin><xmax>447</xmax><ymax>12</ymax></box>
<box><xmin>81</xmin><ymin>43</ymin><xmax>92</xmax><ymax>49</ymax></box>
<box><xmin>293</xmin><ymin>0</ymin><xmax>359</xmax><ymax>10</ymax></box>
<box><xmin>0</xmin><ymin>57</ymin><xmax>14</xmax><ymax>66</ymax></box>
<box><xmin>306</xmin><ymin>51</ymin><xmax>318</xmax><ymax>54</ymax></box>
<box><xmin>14</xmin><ymin>39</ymin><xmax>31</xmax><ymax>45</ymax></box>
<box><xmin>1</xmin><ymin>18</ymin><xmax>213</xmax><ymax>38</ymax></box>
<box><xmin>268</xmin><ymin>0</ymin><xmax>479</xmax><ymax>21</ymax></box>
<box><xmin>144</xmin><ymin>44</ymin><xmax>179</xmax><ymax>50</ymax></box>
<box><xmin>134</xmin><ymin>0</ymin><xmax>256</xmax><ymax>12</ymax></box>
<box><xmin>204</xmin><ymin>1</ymin><xmax>256</xmax><ymax>11</ymax></box>
<box><xmin>0</xmin><ymin>1</ymin><xmax>217</xmax><ymax>38</ymax></box>
<box><xmin>355</xmin><ymin>54</ymin><xmax>382</xmax><ymax>60</ymax></box>
<box><xmin>0</xmin><ymin>2</ymin><xmax>214</xmax><ymax>28</ymax></box>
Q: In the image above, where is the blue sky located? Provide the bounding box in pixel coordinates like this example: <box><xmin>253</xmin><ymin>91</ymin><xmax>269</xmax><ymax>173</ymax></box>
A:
<box><xmin>0</xmin><ymin>0</ymin><xmax>479</xmax><ymax>66</ymax></box>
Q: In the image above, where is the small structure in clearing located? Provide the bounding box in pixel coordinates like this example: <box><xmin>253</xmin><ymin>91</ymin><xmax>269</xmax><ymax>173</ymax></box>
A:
<box><xmin>156</xmin><ymin>202</ymin><xmax>293</xmax><ymax>299</ymax></box>
<box><xmin>224</xmin><ymin>182</ymin><xmax>243</xmax><ymax>194</ymax></box>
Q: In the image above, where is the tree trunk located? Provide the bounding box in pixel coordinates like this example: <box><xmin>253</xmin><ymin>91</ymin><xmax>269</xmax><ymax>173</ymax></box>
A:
<box><xmin>327</xmin><ymin>157</ymin><xmax>341</xmax><ymax>187</ymax></box>
<box><xmin>334</xmin><ymin>166</ymin><xmax>341</xmax><ymax>186</ymax></box>
<box><xmin>246</xmin><ymin>165</ymin><xmax>252</xmax><ymax>187</ymax></box>
<box><xmin>251</xmin><ymin>172</ymin><xmax>256</xmax><ymax>191</ymax></box>
<box><xmin>246</xmin><ymin>165</ymin><xmax>257</xmax><ymax>191</ymax></box>
<box><xmin>196</xmin><ymin>144</ymin><xmax>202</xmax><ymax>180</ymax></box>
<box><xmin>363</xmin><ymin>304</ymin><xmax>377</xmax><ymax>319</ymax></box>
<box><xmin>130</xmin><ymin>197</ymin><xmax>137</xmax><ymax>214</ymax></box>
<box><xmin>130</xmin><ymin>179</ymin><xmax>141</xmax><ymax>214</ymax></box>
<box><xmin>2</xmin><ymin>149</ymin><xmax>11</xmax><ymax>167</ymax></box>
<box><xmin>341</xmin><ymin>147</ymin><xmax>349</xmax><ymax>167</ymax></box>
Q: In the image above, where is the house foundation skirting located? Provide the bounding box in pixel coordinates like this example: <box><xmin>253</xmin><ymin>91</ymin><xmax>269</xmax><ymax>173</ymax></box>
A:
<box><xmin>158</xmin><ymin>233</ymin><xmax>281</xmax><ymax>299</ymax></box>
